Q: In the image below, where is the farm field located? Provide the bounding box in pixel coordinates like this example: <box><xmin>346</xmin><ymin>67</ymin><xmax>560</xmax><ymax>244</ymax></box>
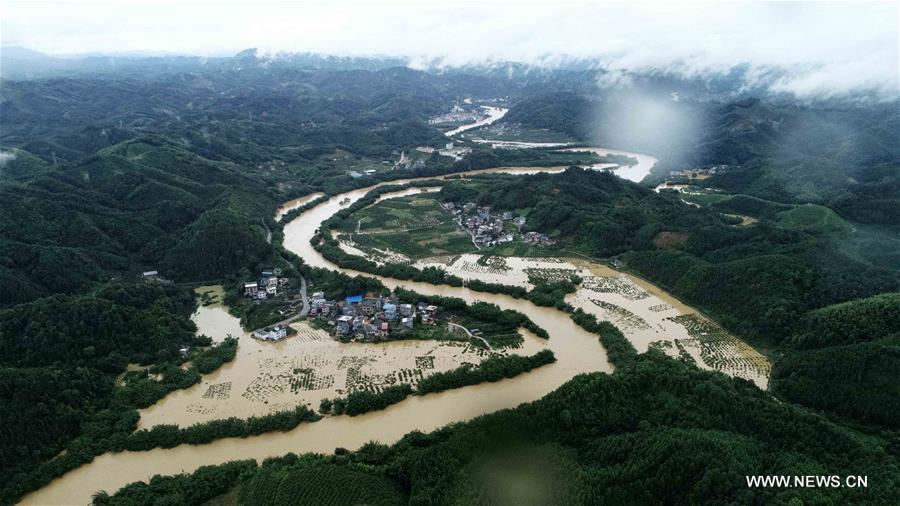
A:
<box><xmin>237</xmin><ymin>464</ymin><xmax>407</xmax><ymax>506</ymax></box>
<box><xmin>336</xmin><ymin>195</ymin><xmax>475</xmax><ymax>259</ymax></box>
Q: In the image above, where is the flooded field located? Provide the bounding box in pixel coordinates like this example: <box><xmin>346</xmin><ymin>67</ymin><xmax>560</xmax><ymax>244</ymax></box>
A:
<box><xmin>139</xmin><ymin>295</ymin><xmax>546</xmax><ymax>429</ymax></box>
<box><xmin>24</xmin><ymin>156</ymin><xmax>766</xmax><ymax>505</ymax></box>
<box><xmin>412</xmin><ymin>254</ymin><xmax>770</xmax><ymax>386</ymax></box>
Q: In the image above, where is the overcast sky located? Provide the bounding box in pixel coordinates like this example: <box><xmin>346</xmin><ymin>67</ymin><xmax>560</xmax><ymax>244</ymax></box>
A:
<box><xmin>2</xmin><ymin>0</ymin><xmax>898</xmax><ymax>97</ymax></box>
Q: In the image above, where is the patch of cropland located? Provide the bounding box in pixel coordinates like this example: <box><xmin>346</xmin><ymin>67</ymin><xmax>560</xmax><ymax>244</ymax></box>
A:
<box><xmin>337</xmin><ymin>194</ymin><xmax>474</xmax><ymax>259</ymax></box>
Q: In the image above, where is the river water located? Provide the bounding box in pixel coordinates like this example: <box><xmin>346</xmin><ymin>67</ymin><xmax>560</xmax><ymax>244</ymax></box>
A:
<box><xmin>444</xmin><ymin>106</ymin><xmax>508</xmax><ymax>137</ymax></box>
<box><xmin>22</xmin><ymin>154</ymin><xmax>766</xmax><ymax>505</ymax></box>
<box><xmin>274</xmin><ymin>192</ymin><xmax>325</xmax><ymax>222</ymax></box>
<box><xmin>558</xmin><ymin>147</ymin><xmax>658</xmax><ymax>183</ymax></box>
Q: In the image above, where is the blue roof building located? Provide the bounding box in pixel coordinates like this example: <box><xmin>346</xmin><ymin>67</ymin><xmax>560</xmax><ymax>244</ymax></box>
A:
<box><xmin>345</xmin><ymin>294</ymin><xmax>363</xmax><ymax>304</ymax></box>
<box><xmin>383</xmin><ymin>302</ymin><xmax>397</xmax><ymax>320</ymax></box>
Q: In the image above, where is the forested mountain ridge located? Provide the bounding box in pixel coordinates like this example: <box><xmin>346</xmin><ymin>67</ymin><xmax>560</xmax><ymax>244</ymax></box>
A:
<box><xmin>0</xmin><ymin>71</ymin><xmax>446</xmax><ymax>162</ymax></box>
<box><xmin>500</xmin><ymin>93</ymin><xmax>899</xmax><ymax>229</ymax></box>
<box><xmin>0</xmin><ymin>281</ymin><xmax>203</xmax><ymax>493</ymax></box>
<box><xmin>0</xmin><ymin>139</ymin><xmax>274</xmax><ymax>306</ymax></box>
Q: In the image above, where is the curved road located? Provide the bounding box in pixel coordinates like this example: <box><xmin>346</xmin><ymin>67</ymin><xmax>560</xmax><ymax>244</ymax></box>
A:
<box><xmin>250</xmin><ymin>275</ymin><xmax>309</xmax><ymax>334</ymax></box>
<box><xmin>446</xmin><ymin>321</ymin><xmax>492</xmax><ymax>350</ymax></box>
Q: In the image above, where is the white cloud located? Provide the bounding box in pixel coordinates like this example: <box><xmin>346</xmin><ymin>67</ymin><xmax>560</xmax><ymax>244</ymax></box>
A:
<box><xmin>1</xmin><ymin>0</ymin><xmax>897</xmax><ymax>98</ymax></box>
<box><xmin>0</xmin><ymin>150</ymin><xmax>16</xmax><ymax>170</ymax></box>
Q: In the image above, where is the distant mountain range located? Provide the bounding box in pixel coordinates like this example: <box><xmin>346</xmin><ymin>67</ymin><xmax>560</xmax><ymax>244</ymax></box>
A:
<box><xmin>5</xmin><ymin>46</ymin><xmax>889</xmax><ymax>106</ymax></box>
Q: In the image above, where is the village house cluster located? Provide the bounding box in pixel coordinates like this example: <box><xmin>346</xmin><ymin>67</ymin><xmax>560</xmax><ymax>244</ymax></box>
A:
<box><xmin>396</xmin><ymin>150</ymin><xmax>427</xmax><ymax>170</ymax></box>
<box><xmin>348</xmin><ymin>168</ymin><xmax>378</xmax><ymax>179</ymax></box>
<box><xmin>436</xmin><ymin>142</ymin><xmax>472</xmax><ymax>161</ymax></box>
<box><xmin>243</xmin><ymin>268</ymin><xmax>287</xmax><ymax>300</ymax></box>
<box><xmin>309</xmin><ymin>292</ymin><xmax>439</xmax><ymax>341</ymax></box>
<box><xmin>441</xmin><ymin>202</ymin><xmax>555</xmax><ymax>247</ymax></box>
<box><xmin>427</xmin><ymin>104</ymin><xmax>480</xmax><ymax>126</ymax></box>
<box><xmin>242</xmin><ymin>268</ymin><xmax>305</xmax><ymax>317</ymax></box>
<box><xmin>256</xmin><ymin>160</ymin><xmax>286</xmax><ymax>172</ymax></box>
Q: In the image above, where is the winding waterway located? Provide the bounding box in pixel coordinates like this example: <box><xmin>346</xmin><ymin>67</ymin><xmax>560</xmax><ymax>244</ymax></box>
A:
<box><xmin>444</xmin><ymin>106</ymin><xmax>508</xmax><ymax>137</ymax></box>
<box><xmin>558</xmin><ymin>147</ymin><xmax>658</xmax><ymax>183</ymax></box>
<box><xmin>23</xmin><ymin>150</ymin><xmax>761</xmax><ymax>505</ymax></box>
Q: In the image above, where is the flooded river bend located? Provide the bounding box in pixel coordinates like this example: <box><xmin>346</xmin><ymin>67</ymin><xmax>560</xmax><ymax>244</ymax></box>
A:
<box><xmin>22</xmin><ymin>159</ymin><xmax>767</xmax><ymax>505</ymax></box>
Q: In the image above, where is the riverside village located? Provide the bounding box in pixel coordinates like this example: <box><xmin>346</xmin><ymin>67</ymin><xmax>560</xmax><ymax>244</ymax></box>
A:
<box><xmin>241</xmin><ymin>267</ymin><xmax>443</xmax><ymax>344</ymax></box>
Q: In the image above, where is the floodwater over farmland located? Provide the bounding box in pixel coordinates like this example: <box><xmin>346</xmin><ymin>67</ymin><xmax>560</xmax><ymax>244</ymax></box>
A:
<box><xmin>23</xmin><ymin>156</ymin><xmax>767</xmax><ymax>505</ymax></box>
<box><xmin>138</xmin><ymin>291</ymin><xmax>547</xmax><ymax>429</ymax></box>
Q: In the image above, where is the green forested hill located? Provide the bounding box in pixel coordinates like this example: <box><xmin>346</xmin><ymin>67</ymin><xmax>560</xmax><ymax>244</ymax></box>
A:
<box><xmin>772</xmin><ymin>293</ymin><xmax>900</xmax><ymax>427</ymax></box>
<box><xmin>0</xmin><ymin>281</ymin><xmax>204</xmax><ymax>493</ymax></box>
<box><xmin>0</xmin><ymin>139</ymin><xmax>274</xmax><ymax>305</ymax></box>
<box><xmin>0</xmin><ymin>67</ymin><xmax>492</xmax><ymax>163</ymax></box>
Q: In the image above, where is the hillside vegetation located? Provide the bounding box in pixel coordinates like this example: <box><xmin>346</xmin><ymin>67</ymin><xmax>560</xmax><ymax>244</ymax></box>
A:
<box><xmin>0</xmin><ymin>140</ymin><xmax>274</xmax><ymax>306</ymax></box>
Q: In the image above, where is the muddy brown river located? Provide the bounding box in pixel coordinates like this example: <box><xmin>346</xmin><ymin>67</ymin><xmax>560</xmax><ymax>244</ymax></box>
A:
<box><xmin>22</xmin><ymin>159</ymin><xmax>767</xmax><ymax>505</ymax></box>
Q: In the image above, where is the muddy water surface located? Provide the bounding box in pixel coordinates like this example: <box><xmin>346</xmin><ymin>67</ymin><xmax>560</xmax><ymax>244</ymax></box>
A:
<box><xmin>274</xmin><ymin>192</ymin><xmax>325</xmax><ymax>222</ymax></box>
<box><xmin>23</xmin><ymin>159</ymin><xmax>767</xmax><ymax>505</ymax></box>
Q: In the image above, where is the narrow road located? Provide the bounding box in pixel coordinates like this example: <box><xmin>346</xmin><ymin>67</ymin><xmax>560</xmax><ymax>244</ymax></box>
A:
<box><xmin>298</xmin><ymin>275</ymin><xmax>309</xmax><ymax>318</ymax></box>
<box><xmin>446</xmin><ymin>322</ymin><xmax>492</xmax><ymax>350</ymax></box>
<box><xmin>261</xmin><ymin>218</ymin><xmax>272</xmax><ymax>244</ymax></box>
<box><xmin>251</xmin><ymin>275</ymin><xmax>309</xmax><ymax>334</ymax></box>
<box><xmin>456</xmin><ymin>216</ymin><xmax>482</xmax><ymax>250</ymax></box>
